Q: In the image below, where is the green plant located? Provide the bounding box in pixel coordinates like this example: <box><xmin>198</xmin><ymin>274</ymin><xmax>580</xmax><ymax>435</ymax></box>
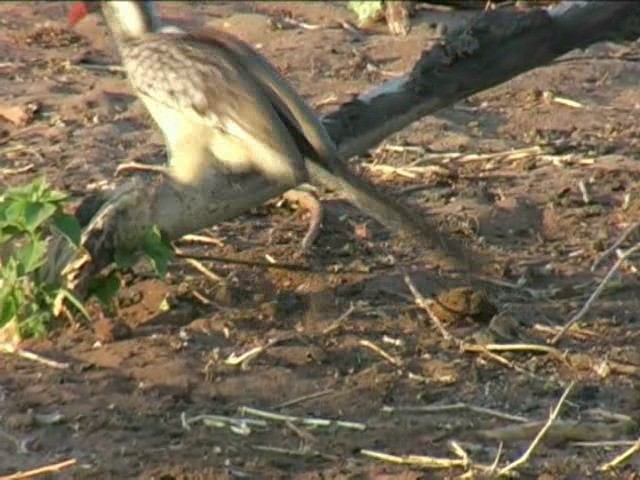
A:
<box><xmin>347</xmin><ymin>1</ymin><xmax>384</xmax><ymax>26</ymax></box>
<box><xmin>0</xmin><ymin>178</ymin><xmax>175</xmax><ymax>341</ymax></box>
<box><xmin>0</xmin><ymin>177</ymin><xmax>84</xmax><ymax>339</ymax></box>
<box><xmin>83</xmin><ymin>224</ymin><xmax>172</xmax><ymax>314</ymax></box>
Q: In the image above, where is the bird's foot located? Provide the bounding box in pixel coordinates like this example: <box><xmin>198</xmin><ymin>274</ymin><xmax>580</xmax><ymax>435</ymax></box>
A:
<box><xmin>282</xmin><ymin>186</ymin><xmax>324</xmax><ymax>251</ymax></box>
<box><xmin>115</xmin><ymin>162</ymin><xmax>169</xmax><ymax>177</ymax></box>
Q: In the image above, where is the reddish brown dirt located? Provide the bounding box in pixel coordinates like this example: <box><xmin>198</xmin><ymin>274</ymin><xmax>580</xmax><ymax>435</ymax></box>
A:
<box><xmin>1</xmin><ymin>2</ymin><xmax>639</xmax><ymax>479</ymax></box>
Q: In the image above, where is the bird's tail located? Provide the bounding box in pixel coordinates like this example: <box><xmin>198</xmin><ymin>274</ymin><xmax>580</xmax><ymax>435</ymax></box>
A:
<box><xmin>305</xmin><ymin>160</ymin><xmax>477</xmax><ymax>271</ymax></box>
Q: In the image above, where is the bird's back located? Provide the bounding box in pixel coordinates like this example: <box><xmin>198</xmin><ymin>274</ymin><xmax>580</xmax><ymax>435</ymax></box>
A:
<box><xmin>118</xmin><ymin>32</ymin><xmax>310</xmax><ymax>187</ymax></box>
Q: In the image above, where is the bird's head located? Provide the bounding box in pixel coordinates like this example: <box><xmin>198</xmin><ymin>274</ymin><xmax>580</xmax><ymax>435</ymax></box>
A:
<box><xmin>68</xmin><ymin>1</ymin><xmax>161</xmax><ymax>38</ymax></box>
<box><xmin>67</xmin><ymin>1</ymin><xmax>100</xmax><ymax>27</ymax></box>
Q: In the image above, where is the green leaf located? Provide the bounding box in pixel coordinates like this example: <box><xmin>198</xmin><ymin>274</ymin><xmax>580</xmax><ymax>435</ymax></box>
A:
<box><xmin>114</xmin><ymin>247</ymin><xmax>141</xmax><ymax>271</ymax></box>
<box><xmin>28</xmin><ymin>176</ymin><xmax>47</xmax><ymax>200</ymax></box>
<box><xmin>18</xmin><ymin>311</ymin><xmax>49</xmax><ymax>339</ymax></box>
<box><xmin>141</xmin><ymin>226</ymin><xmax>173</xmax><ymax>276</ymax></box>
<box><xmin>15</xmin><ymin>237</ymin><xmax>47</xmax><ymax>274</ymax></box>
<box><xmin>348</xmin><ymin>1</ymin><xmax>384</xmax><ymax>25</ymax></box>
<box><xmin>38</xmin><ymin>188</ymin><xmax>68</xmax><ymax>204</ymax></box>
<box><xmin>0</xmin><ymin>201</ymin><xmax>8</xmax><ymax>224</ymax></box>
<box><xmin>87</xmin><ymin>271</ymin><xmax>122</xmax><ymax>308</ymax></box>
<box><xmin>4</xmin><ymin>178</ymin><xmax>67</xmax><ymax>204</ymax></box>
<box><xmin>0</xmin><ymin>257</ymin><xmax>18</xmax><ymax>282</ymax></box>
<box><xmin>0</xmin><ymin>225</ymin><xmax>21</xmax><ymax>243</ymax></box>
<box><xmin>0</xmin><ymin>288</ymin><xmax>19</xmax><ymax>328</ymax></box>
<box><xmin>24</xmin><ymin>201</ymin><xmax>57</xmax><ymax>232</ymax></box>
<box><xmin>4</xmin><ymin>198</ymin><xmax>28</xmax><ymax>229</ymax></box>
<box><xmin>58</xmin><ymin>288</ymin><xmax>91</xmax><ymax>322</ymax></box>
<box><xmin>4</xmin><ymin>183</ymin><xmax>34</xmax><ymax>201</ymax></box>
<box><xmin>51</xmin><ymin>212</ymin><xmax>81</xmax><ymax>248</ymax></box>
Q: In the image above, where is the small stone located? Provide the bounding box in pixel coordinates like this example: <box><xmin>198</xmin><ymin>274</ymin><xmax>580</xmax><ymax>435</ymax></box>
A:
<box><xmin>430</xmin><ymin>287</ymin><xmax>497</xmax><ymax>325</ymax></box>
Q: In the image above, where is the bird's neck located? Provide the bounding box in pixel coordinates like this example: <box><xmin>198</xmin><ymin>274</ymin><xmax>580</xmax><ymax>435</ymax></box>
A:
<box><xmin>100</xmin><ymin>1</ymin><xmax>159</xmax><ymax>43</ymax></box>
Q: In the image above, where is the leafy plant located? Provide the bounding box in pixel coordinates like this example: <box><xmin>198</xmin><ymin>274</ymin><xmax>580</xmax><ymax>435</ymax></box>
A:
<box><xmin>86</xmin><ymin>218</ymin><xmax>173</xmax><ymax>312</ymax></box>
<box><xmin>348</xmin><ymin>1</ymin><xmax>385</xmax><ymax>26</ymax></box>
<box><xmin>0</xmin><ymin>178</ymin><xmax>175</xmax><ymax>341</ymax></box>
<box><xmin>0</xmin><ymin>177</ymin><xmax>84</xmax><ymax>339</ymax></box>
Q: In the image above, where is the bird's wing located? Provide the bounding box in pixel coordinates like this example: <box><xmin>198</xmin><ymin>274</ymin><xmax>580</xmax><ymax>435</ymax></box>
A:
<box><xmin>197</xmin><ymin>29</ymin><xmax>341</xmax><ymax>170</ymax></box>
<box><xmin>120</xmin><ymin>33</ymin><xmax>308</xmax><ymax>187</ymax></box>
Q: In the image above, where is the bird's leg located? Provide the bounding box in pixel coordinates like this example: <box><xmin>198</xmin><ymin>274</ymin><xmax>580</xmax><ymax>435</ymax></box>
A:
<box><xmin>115</xmin><ymin>162</ymin><xmax>170</xmax><ymax>177</ymax></box>
<box><xmin>282</xmin><ymin>184</ymin><xmax>324</xmax><ymax>250</ymax></box>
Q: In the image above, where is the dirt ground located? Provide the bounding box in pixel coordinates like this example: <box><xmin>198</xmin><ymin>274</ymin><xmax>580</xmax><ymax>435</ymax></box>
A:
<box><xmin>1</xmin><ymin>2</ymin><xmax>639</xmax><ymax>479</ymax></box>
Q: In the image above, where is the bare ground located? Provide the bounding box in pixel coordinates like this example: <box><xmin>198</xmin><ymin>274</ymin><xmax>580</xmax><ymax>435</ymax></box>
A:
<box><xmin>1</xmin><ymin>2</ymin><xmax>639</xmax><ymax>479</ymax></box>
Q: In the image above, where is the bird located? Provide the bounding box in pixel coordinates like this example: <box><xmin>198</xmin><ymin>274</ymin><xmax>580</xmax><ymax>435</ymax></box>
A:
<box><xmin>67</xmin><ymin>0</ymin><xmax>473</xmax><ymax>269</ymax></box>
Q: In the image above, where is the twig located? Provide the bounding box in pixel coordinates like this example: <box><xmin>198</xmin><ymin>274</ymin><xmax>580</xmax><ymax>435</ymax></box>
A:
<box><xmin>488</xmin><ymin>442</ymin><xmax>503</xmax><ymax>475</ymax></box>
<box><xmin>0</xmin><ymin>458</ymin><xmax>77</xmax><ymax>480</ymax></box>
<box><xmin>224</xmin><ymin>336</ymin><xmax>292</xmax><ymax>369</ymax></box>
<box><xmin>449</xmin><ymin>441</ymin><xmax>471</xmax><ymax>468</ymax></box>
<box><xmin>174</xmin><ymin>251</ymin><xmax>312</xmax><ymax>272</ymax></box>
<box><xmin>190</xmin><ymin>289</ymin><xmax>213</xmax><ymax>305</ymax></box>
<box><xmin>0</xmin><ymin>164</ymin><xmax>35</xmax><ymax>176</ymax></box>
<box><xmin>285</xmin><ymin>420</ymin><xmax>318</xmax><ymax>444</ymax></box>
<box><xmin>252</xmin><ymin>444</ymin><xmax>335</xmax><ymax>460</ymax></box>
<box><xmin>555</xmin><ymin>92</ymin><xmax>587</xmax><ymax>106</ymax></box>
<box><xmin>358</xmin><ymin>339</ymin><xmax>403</xmax><ymax>367</ymax></box>
<box><xmin>182</xmin><ymin>257</ymin><xmax>223</xmax><ymax>282</ymax></box>
<box><xmin>379</xmin><ymin>145</ymin><xmax>545</xmax><ymax>165</ymax></box>
<box><xmin>599</xmin><ymin>437</ymin><xmax>640</xmax><ymax>471</ymax></box>
<box><xmin>238</xmin><ymin>406</ymin><xmax>366</xmax><ymax>431</ymax></box>
<box><xmin>337</xmin><ymin>20</ymin><xmax>366</xmax><ymax>41</ymax></box>
<box><xmin>403</xmin><ymin>272</ymin><xmax>452</xmax><ymax>340</ymax></box>
<box><xmin>274</xmin><ymin>388</ymin><xmax>335</xmax><ymax>409</ymax></box>
<box><xmin>0</xmin><ymin>344</ymin><xmax>70</xmax><ymax>369</ymax></box>
<box><xmin>578</xmin><ymin>180</ymin><xmax>590</xmax><ymax>204</ymax></box>
<box><xmin>224</xmin><ymin>345</ymin><xmax>267</xmax><ymax>368</ymax></box>
<box><xmin>181</xmin><ymin>411</ymin><xmax>267</xmax><ymax>429</ymax></box>
<box><xmin>179</xmin><ymin>233</ymin><xmax>225</xmax><ymax>247</ymax></box>
<box><xmin>363</xmin><ymin>163</ymin><xmax>450</xmax><ymax>179</ymax></box>
<box><xmin>573</xmin><ymin>440</ymin><xmax>639</xmax><ymax>448</ymax></box>
<box><xmin>359</xmin><ymin>449</ymin><xmax>468</xmax><ymax>469</ymax></box>
<box><xmin>75</xmin><ymin>62</ymin><xmax>125</xmax><ymax>73</ymax></box>
<box><xmin>551</xmin><ymin>242</ymin><xmax>640</xmax><ymax>345</ymax></box>
<box><xmin>591</xmin><ymin>223</ymin><xmax>639</xmax><ymax>271</ymax></box>
<box><xmin>174</xmin><ymin>246</ymin><xmax>223</xmax><ymax>282</ymax></box>
<box><xmin>114</xmin><ymin>161</ymin><xmax>166</xmax><ymax>177</ymax></box>
<box><xmin>322</xmin><ymin>303</ymin><xmax>356</xmax><ymax>335</ymax></box>
<box><xmin>180</xmin><ymin>411</ymin><xmax>266</xmax><ymax>436</ymax></box>
<box><xmin>467</xmin><ymin>344</ymin><xmax>531</xmax><ymax>374</ymax></box>
<box><xmin>268</xmin><ymin>16</ymin><xmax>322</xmax><ymax>31</ymax></box>
<box><xmin>479</xmin><ymin>419</ymin><xmax>634</xmax><ymax>444</ymax></box>
<box><xmin>472</xmin><ymin>274</ymin><xmax>554</xmax><ymax>298</ymax></box>
<box><xmin>0</xmin><ymin>125</ymin><xmax>46</xmax><ymax>147</ymax></box>
<box><xmin>551</xmin><ymin>94</ymin><xmax>584</xmax><ymax>109</ymax></box>
<box><xmin>312</xmin><ymin>94</ymin><xmax>339</xmax><ymax>109</ymax></box>
<box><xmin>382</xmin><ymin>402</ymin><xmax>529</xmax><ymax>423</ymax></box>
<box><xmin>584</xmin><ymin>407</ymin><xmax>634</xmax><ymax>424</ymax></box>
<box><xmin>497</xmin><ymin>382</ymin><xmax>575</xmax><ymax>475</ymax></box>
<box><xmin>463</xmin><ymin>343</ymin><xmax>567</xmax><ymax>364</ymax></box>
<box><xmin>380</xmin><ymin>144</ymin><xmax>428</xmax><ymax>155</ymax></box>
<box><xmin>617</xmin><ymin>248</ymin><xmax>639</xmax><ymax>274</ymax></box>
<box><xmin>533</xmin><ymin>323</ymin><xmax>597</xmax><ymax>340</ymax></box>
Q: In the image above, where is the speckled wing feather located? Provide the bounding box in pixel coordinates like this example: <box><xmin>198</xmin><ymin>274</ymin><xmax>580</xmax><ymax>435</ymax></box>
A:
<box><xmin>118</xmin><ymin>32</ymin><xmax>308</xmax><ymax>187</ymax></box>
<box><xmin>200</xmin><ymin>29</ymin><xmax>341</xmax><ymax>168</ymax></box>
<box><xmin>185</xmin><ymin>29</ymin><xmax>475</xmax><ymax>267</ymax></box>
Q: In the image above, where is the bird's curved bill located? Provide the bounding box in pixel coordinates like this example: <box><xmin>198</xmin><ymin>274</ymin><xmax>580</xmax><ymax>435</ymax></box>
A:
<box><xmin>68</xmin><ymin>2</ymin><xmax>90</xmax><ymax>27</ymax></box>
